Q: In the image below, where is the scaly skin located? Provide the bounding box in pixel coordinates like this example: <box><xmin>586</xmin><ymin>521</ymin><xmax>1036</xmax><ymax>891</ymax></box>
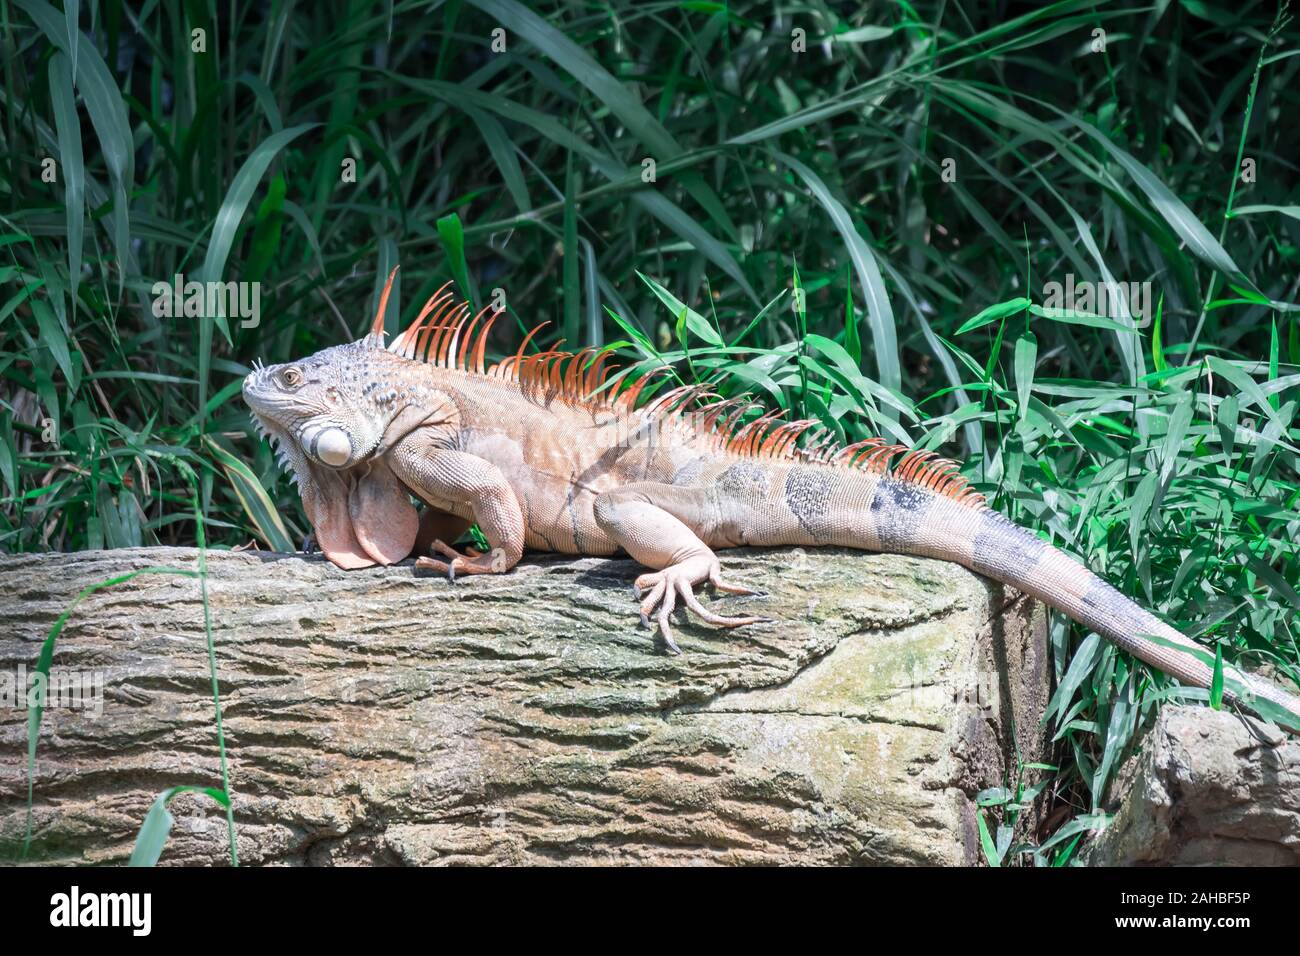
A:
<box><xmin>242</xmin><ymin>271</ymin><xmax>1300</xmax><ymax>731</ymax></box>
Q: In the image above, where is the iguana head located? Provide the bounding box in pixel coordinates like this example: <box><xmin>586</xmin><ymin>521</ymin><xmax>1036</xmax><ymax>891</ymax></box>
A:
<box><xmin>241</xmin><ymin>342</ymin><xmax>387</xmax><ymax>470</ymax></box>
<box><xmin>241</xmin><ymin>268</ymin><xmax>431</xmax><ymax>568</ymax></box>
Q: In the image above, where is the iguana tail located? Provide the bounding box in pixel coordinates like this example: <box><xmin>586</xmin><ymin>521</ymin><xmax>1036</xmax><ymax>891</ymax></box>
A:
<box><xmin>864</xmin><ymin>476</ymin><xmax>1300</xmax><ymax>731</ymax></box>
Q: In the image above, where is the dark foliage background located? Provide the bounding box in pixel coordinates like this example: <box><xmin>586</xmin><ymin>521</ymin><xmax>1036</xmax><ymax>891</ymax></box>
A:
<box><xmin>3</xmin><ymin>0</ymin><xmax>1299</xmax><ymax>862</ymax></box>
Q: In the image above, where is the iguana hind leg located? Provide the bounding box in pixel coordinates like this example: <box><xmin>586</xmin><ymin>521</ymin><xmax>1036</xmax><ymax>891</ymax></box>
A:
<box><xmin>389</xmin><ymin>433</ymin><xmax>525</xmax><ymax>581</ymax></box>
<box><xmin>593</xmin><ymin>485</ymin><xmax>764</xmax><ymax>654</ymax></box>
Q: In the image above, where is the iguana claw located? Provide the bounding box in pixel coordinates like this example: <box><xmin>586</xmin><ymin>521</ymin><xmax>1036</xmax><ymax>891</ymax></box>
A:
<box><xmin>415</xmin><ymin>538</ymin><xmax>506</xmax><ymax>582</ymax></box>
<box><xmin>633</xmin><ymin>560</ymin><xmax>766</xmax><ymax>655</ymax></box>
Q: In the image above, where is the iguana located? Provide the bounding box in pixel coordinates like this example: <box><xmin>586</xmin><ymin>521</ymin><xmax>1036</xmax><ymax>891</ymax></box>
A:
<box><xmin>242</xmin><ymin>268</ymin><xmax>1300</xmax><ymax>730</ymax></box>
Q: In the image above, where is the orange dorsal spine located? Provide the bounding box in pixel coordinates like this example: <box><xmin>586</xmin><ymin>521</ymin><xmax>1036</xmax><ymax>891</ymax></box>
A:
<box><xmin>378</xmin><ymin>287</ymin><xmax>986</xmax><ymax>508</ymax></box>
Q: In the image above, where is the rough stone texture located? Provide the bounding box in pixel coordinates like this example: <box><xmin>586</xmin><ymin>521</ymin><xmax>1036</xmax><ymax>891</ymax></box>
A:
<box><xmin>1083</xmin><ymin>706</ymin><xmax>1300</xmax><ymax>866</ymax></box>
<box><xmin>0</xmin><ymin>546</ymin><xmax>1047</xmax><ymax>866</ymax></box>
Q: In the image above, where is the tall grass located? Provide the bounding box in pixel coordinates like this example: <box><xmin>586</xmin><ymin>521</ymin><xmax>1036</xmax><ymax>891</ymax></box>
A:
<box><xmin>2</xmin><ymin>0</ymin><xmax>1298</xmax><ymax>863</ymax></box>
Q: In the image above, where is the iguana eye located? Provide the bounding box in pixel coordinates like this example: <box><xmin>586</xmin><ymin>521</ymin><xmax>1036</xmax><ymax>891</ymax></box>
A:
<box><xmin>280</xmin><ymin>367</ymin><xmax>303</xmax><ymax>389</ymax></box>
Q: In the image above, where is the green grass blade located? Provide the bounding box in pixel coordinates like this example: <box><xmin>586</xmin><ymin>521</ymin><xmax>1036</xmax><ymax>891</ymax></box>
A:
<box><xmin>195</xmin><ymin>122</ymin><xmax>319</xmax><ymax>413</ymax></box>
<box><xmin>775</xmin><ymin>151</ymin><xmax>901</xmax><ymax>394</ymax></box>
<box><xmin>129</xmin><ymin>786</ymin><xmax>229</xmax><ymax>867</ymax></box>
<box><xmin>46</xmin><ymin>52</ymin><xmax>84</xmax><ymax>308</ymax></box>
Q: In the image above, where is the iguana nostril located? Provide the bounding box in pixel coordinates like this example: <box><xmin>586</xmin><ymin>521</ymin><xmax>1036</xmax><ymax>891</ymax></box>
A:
<box><xmin>314</xmin><ymin>428</ymin><xmax>351</xmax><ymax>466</ymax></box>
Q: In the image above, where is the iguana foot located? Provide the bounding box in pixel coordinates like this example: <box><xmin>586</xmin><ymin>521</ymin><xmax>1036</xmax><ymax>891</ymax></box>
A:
<box><xmin>589</xmin><ymin>487</ymin><xmax>768</xmax><ymax>654</ymax></box>
<box><xmin>633</xmin><ymin>559</ymin><xmax>767</xmax><ymax>654</ymax></box>
<box><xmin>415</xmin><ymin>538</ymin><xmax>508</xmax><ymax>582</ymax></box>
<box><xmin>704</xmin><ymin>566</ymin><xmax>764</xmax><ymax>597</ymax></box>
<box><xmin>301</xmin><ymin>533</ymin><xmax>316</xmax><ymax>555</ymax></box>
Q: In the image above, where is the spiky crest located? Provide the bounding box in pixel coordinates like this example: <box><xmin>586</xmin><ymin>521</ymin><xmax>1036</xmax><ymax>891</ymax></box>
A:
<box><xmin>361</xmin><ymin>266</ymin><xmax>402</xmax><ymax>346</ymax></box>
<box><xmin>374</xmin><ymin>284</ymin><xmax>986</xmax><ymax>509</ymax></box>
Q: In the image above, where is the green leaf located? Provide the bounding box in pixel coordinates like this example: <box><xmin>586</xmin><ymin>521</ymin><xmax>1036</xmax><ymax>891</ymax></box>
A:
<box><xmin>638</xmin><ymin>272</ymin><xmax>723</xmax><ymax>346</ymax></box>
<box><xmin>1209</xmin><ymin>644</ymin><xmax>1224</xmax><ymax>710</ymax></box>
<box><xmin>32</xmin><ymin>299</ymin><xmax>74</xmax><ymax>383</ymax></box>
<box><xmin>804</xmin><ymin>334</ymin><xmax>915</xmax><ymax>418</ymax></box>
<box><xmin>47</xmin><ymin>52</ymin><xmax>84</xmax><ymax>308</ymax></box>
<box><xmin>956</xmin><ymin>298</ymin><xmax>1030</xmax><ymax>336</ymax></box>
<box><xmin>63</xmin><ymin>0</ymin><xmax>77</xmax><ymax>75</ymax></box>
<box><xmin>437</xmin><ymin>212</ymin><xmax>480</xmax><ymax>315</ymax></box>
<box><xmin>563</xmin><ymin>145</ymin><xmax>580</xmax><ymax>346</ymax></box>
<box><xmin>976</xmin><ymin>810</ymin><xmax>1001</xmax><ymax>866</ymax></box>
<box><xmin>195</xmin><ymin>122</ymin><xmax>319</xmax><ymax>413</ymax></box>
<box><xmin>579</xmin><ymin>238</ymin><xmax>602</xmax><ymax>348</ymax></box>
<box><xmin>1055</xmin><ymin>108</ymin><xmax>1252</xmax><ymax>285</ymax></box>
<box><xmin>464</xmin><ymin>0</ymin><xmax>737</xmax><ymax>242</ymax></box>
<box><xmin>832</xmin><ymin>25</ymin><xmax>894</xmax><ymax>43</ymax></box>
<box><xmin>244</xmin><ymin>173</ymin><xmax>286</xmax><ymax>284</ymax></box>
<box><xmin>129</xmin><ymin>786</ymin><xmax>230</xmax><ymax>867</ymax></box>
<box><xmin>1227</xmin><ymin>204</ymin><xmax>1300</xmax><ymax>222</ymax></box>
<box><xmin>1151</xmin><ymin>294</ymin><xmax>1167</xmax><ymax>373</ymax></box>
<box><xmin>1092</xmin><ymin>670</ymin><xmax>1134</xmax><ymax>805</ymax></box>
<box><xmin>1046</xmin><ymin>633</ymin><xmax>1103</xmax><ymax>727</ymax></box>
<box><xmin>775</xmin><ymin>151</ymin><xmax>901</xmax><ymax>395</ymax></box>
<box><xmin>842</xmin><ymin>269</ymin><xmax>860</xmax><ymax>365</ymax></box>
<box><xmin>604</xmin><ymin>305</ymin><xmax>657</xmax><ymax>357</ymax></box>
<box><xmin>1013</xmin><ymin>332</ymin><xmax>1037</xmax><ymax>424</ymax></box>
<box><xmin>1028</xmin><ymin>304</ymin><xmax>1141</xmax><ymax>334</ymax></box>
<box><xmin>0</xmin><ymin>417</ymin><xmax>16</xmax><ymax>496</ymax></box>
<box><xmin>465</xmin><ymin>105</ymin><xmax>532</xmax><ymax>213</ymax></box>
<box><xmin>975</xmin><ymin>787</ymin><xmax>1013</xmax><ymax>807</ymax></box>
<box><xmin>204</xmin><ymin>437</ymin><xmax>295</xmax><ymax>553</ymax></box>
<box><xmin>397</xmin><ymin>76</ymin><xmax>757</xmax><ymax>302</ymax></box>
<box><xmin>18</xmin><ymin>0</ymin><xmax>134</xmax><ymax>291</ymax></box>
<box><xmin>1205</xmin><ymin>356</ymin><xmax>1285</xmax><ymax>433</ymax></box>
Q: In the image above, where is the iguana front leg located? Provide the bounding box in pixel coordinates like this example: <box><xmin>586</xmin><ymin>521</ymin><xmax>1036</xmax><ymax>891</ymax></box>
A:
<box><xmin>389</xmin><ymin>430</ymin><xmax>525</xmax><ymax>580</ymax></box>
<box><xmin>593</xmin><ymin>484</ymin><xmax>764</xmax><ymax>653</ymax></box>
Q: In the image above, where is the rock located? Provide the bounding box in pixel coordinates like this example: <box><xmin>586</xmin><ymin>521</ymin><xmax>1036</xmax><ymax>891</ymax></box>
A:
<box><xmin>1082</xmin><ymin>706</ymin><xmax>1300</xmax><ymax>866</ymax></box>
<box><xmin>0</xmin><ymin>546</ymin><xmax>1046</xmax><ymax>865</ymax></box>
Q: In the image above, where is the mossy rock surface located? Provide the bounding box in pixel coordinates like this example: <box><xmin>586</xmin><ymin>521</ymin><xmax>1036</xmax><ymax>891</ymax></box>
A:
<box><xmin>1082</xmin><ymin>706</ymin><xmax>1300</xmax><ymax>866</ymax></box>
<box><xmin>0</xmin><ymin>546</ymin><xmax>1047</xmax><ymax>865</ymax></box>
